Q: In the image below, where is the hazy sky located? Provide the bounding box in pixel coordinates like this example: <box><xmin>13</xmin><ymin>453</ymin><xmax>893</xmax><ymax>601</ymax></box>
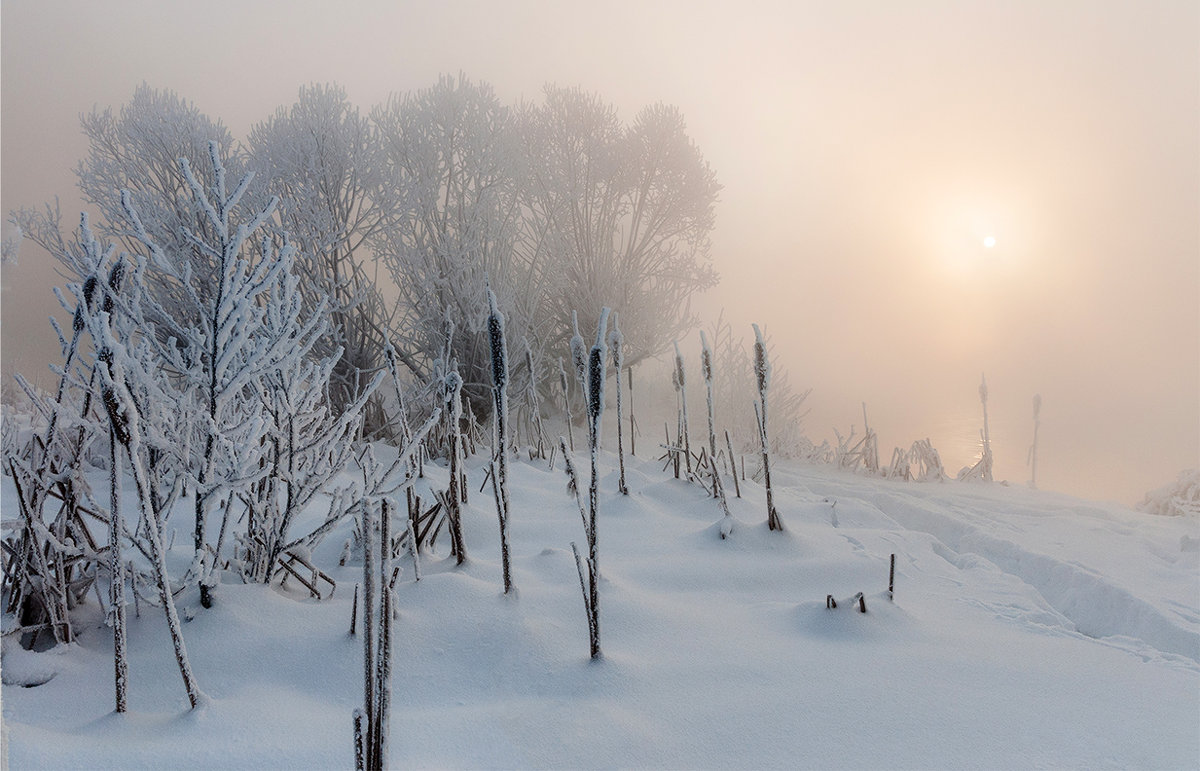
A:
<box><xmin>2</xmin><ymin>0</ymin><xmax>1197</xmax><ymax>504</ymax></box>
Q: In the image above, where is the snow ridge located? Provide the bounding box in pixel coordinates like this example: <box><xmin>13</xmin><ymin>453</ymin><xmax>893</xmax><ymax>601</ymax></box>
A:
<box><xmin>869</xmin><ymin>490</ymin><xmax>1200</xmax><ymax>666</ymax></box>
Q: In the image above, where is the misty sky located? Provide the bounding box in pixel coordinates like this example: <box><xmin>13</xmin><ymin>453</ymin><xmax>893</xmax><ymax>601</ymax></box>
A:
<box><xmin>2</xmin><ymin>0</ymin><xmax>1197</xmax><ymax>504</ymax></box>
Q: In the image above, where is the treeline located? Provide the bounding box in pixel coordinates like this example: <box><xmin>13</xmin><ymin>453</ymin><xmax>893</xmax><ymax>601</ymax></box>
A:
<box><xmin>10</xmin><ymin>76</ymin><xmax>722</xmax><ymax>426</ymax></box>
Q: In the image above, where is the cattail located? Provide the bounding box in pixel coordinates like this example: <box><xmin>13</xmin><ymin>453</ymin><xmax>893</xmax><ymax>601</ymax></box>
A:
<box><xmin>584</xmin><ymin>309</ymin><xmax>610</xmax><ymax>658</ymax></box>
<box><xmin>444</xmin><ymin>368</ymin><xmax>466</xmax><ymax>564</ymax></box>
<box><xmin>103</xmin><ymin>256</ymin><xmax>126</xmax><ymax>316</ymax></box>
<box><xmin>673</xmin><ymin>341</ymin><xmax>691</xmax><ymax>476</ymax></box>
<box><xmin>700</xmin><ymin>330</ymin><xmax>732</xmax><ymax>536</ymax></box>
<box><xmin>979</xmin><ymin>373</ymin><xmax>993</xmax><ymax>482</ymax></box>
<box><xmin>522</xmin><ymin>338</ymin><xmax>546</xmax><ymax>458</ymax></box>
<box><xmin>562</xmin><ymin>309</ymin><xmax>610</xmax><ymax>660</ymax></box>
<box><xmin>753</xmin><ymin>324</ymin><xmax>783</xmax><ymax>532</ymax></box>
<box><xmin>488</xmin><ymin>289</ymin><xmax>513</xmax><ymax>594</ymax></box>
<box><xmin>1028</xmin><ymin>394</ymin><xmax>1042</xmax><ymax>489</ymax></box>
<box><xmin>109</xmin><ymin>424</ymin><xmax>128</xmax><ymax>713</ymax></box>
<box><xmin>609</xmin><ymin>313</ymin><xmax>628</xmax><ymax>494</ymax></box>
<box><xmin>570</xmin><ymin>311</ymin><xmax>587</xmax><ymax>404</ymax></box>
<box><xmin>700</xmin><ymin>330</ymin><xmax>718</xmax><ymax>470</ymax></box>
<box><xmin>559</xmin><ymin>357</ymin><xmax>575</xmax><ymax>452</ymax></box>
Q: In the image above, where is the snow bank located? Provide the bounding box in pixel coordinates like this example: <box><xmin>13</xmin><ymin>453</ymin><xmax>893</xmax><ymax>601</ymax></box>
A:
<box><xmin>3</xmin><ymin>450</ymin><xmax>1197</xmax><ymax>768</ymax></box>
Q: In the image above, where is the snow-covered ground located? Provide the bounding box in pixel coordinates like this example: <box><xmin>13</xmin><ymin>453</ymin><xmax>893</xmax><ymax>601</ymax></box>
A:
<box><xmin>3</xmin><ymin>448</ymin><xmax>1198</xmax><ymax>769</ymax></box>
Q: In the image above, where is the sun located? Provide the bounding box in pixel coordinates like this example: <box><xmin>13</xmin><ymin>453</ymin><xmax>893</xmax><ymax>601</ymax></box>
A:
<box><xmin>982</xmin><ymin>235</ymin><xmax>996</xmax><ymax>249</ymax></box>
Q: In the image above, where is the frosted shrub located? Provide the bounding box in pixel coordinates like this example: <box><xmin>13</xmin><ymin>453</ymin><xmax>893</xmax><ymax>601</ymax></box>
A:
<box><xmin>1139</xmin><ymin>469</ymin><xmax>1200</xmax><ymax>518</ymax></box>
<box><xmin>909</xmin><ymin>438</ymin><xmax>948</xmax><ymax>483</ymax></box>
<box><xmin>241</xmin><ymin>265</ymin><xmax>381</xmax><ymax>584</ymax></box>
<box><xmin>2</xmin><ymin>253</ymin><xmax>108</xmax><ymax>650</ymax></box>
<box><xmin>833</xmin><ymin>404</ymin><xmax>880</xmax><ymax>474</ymax></box>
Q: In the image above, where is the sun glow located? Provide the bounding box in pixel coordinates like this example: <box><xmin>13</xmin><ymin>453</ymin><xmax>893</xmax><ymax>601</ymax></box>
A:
<box><xmin>922</xmin><ymin>188</ymin><xmax>1030</xmax><ymax>280</ymax></box>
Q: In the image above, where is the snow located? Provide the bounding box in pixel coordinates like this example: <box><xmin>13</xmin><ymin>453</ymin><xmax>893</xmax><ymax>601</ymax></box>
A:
<box><xmin>3</xmin><ymin>448</ymin><xmax>1198</xmax><ymax>769</ymax></box>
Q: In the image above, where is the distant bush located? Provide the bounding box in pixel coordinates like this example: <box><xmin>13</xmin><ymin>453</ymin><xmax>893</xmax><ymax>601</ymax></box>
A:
<box><xmin>1139</xmin><ymin>469</ymin><xmax>1200</xmax><ymax>517</ymax></box>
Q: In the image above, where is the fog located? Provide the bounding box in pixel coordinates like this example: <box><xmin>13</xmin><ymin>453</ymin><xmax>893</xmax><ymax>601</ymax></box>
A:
<box><xmin>2</xmin><ymin>0</ymin><xmax>1196</xmax><ymax>504</ymax></box>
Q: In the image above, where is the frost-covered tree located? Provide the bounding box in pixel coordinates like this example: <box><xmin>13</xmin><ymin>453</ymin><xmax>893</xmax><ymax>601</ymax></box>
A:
<box><xmin>116</xmin><ymin>143</ymin><xmax>319</xmax><ymax>607</ymax></box>
<box><xmin>371</xmin><ymin>74</ymin><xmax>535</xmax><ymax>420</ymax></box>
<box><xmin>10</xmin><ymin>86</ymin><xmax>242</xmax><ymax>334</ymax></box>
<box><xmin>522</xmin><ymin>87</ymin><xmax>720</xmax><ymax>367</ymax></box>
<box><xmin>247</xmin><ymin>83</ymin><xmax>398</xmax><ymax>419</ymax></box>
<box><xmin>76</xmin><ymin>86</ymin><xmax>241</xmax><ymax>245</ymax></box>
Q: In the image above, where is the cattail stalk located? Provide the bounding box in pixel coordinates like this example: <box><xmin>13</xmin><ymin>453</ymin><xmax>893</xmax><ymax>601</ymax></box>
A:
<box><xmin>559</xmin><ymin>357</ymin><xmax>574</xmax><ymax>452</ymax></box>
<box><xmin>488</xmin><ymin>290</ymin><xmax>514</xmax><ymax>594</ymax></box>
<box><xmin>673</xmin><ymin>341</ymin><xmax>691</xmax><ymax>476</ymax></box>
<box><xmin>700</xmin><ymin>331</ymin><xmax>720</xmax><ymax>495</ymax></box>
<box><xmin>610</xmin><ymin>313</ymin><xmax>628</xmax><ymax>494</ymax></box>
<box><xmin>978</xmin><ymin>373</ymin><xmax>994</xmax><ymax>482</ymax></box>
<box><xmin>584</xmin><ymin>309</ymin><xmax>610</xmax><ymax>658</ymax></box>
<box><xmin>109</xmin><ymin>425</ymin><xmax>128</xmax><ymax>714</ymax></box>
<box><xmin>753</xmin><ymin>324</ymin><xmax>783</xmax><ymax>531</ymax></box>
<box><xmin>445</xmin><ymin>369</ymin><xmax>467</xmax><ymax>564</ymax></box>
<box><xmin>628</xmin><ymin>366</ymin><xmax>636</xmax><ymax>456</ymax></box>
<box><xmin>725</xmin><ymin>430</ymin><xmax>741</xmax><ymax>498</ymax></box>
<box><xmin>1028</xmin><ymin>394</ymin><xmax>1041</xmax><ymax>489</ymax></box>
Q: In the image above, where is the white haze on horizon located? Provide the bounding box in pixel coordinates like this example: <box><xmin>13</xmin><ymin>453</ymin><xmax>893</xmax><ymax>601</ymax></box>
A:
<box><xmin>2</xmin><ymin>0</ymin><xmax>1196</xmax><ymax>505</ymax></box>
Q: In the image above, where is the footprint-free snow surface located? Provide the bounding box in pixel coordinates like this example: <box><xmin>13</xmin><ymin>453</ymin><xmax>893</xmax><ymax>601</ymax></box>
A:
<box><xmin>3</xmin><ymin>449</ymin><xmax>1198</xmax><ymax>768</ymax></box>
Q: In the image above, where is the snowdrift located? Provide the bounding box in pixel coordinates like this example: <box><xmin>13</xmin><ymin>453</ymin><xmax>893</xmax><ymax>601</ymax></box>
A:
<box><xmin>3</xmin><ymin>450</ymin><xmax>1198</xmax><ymax>769</ymax></box>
